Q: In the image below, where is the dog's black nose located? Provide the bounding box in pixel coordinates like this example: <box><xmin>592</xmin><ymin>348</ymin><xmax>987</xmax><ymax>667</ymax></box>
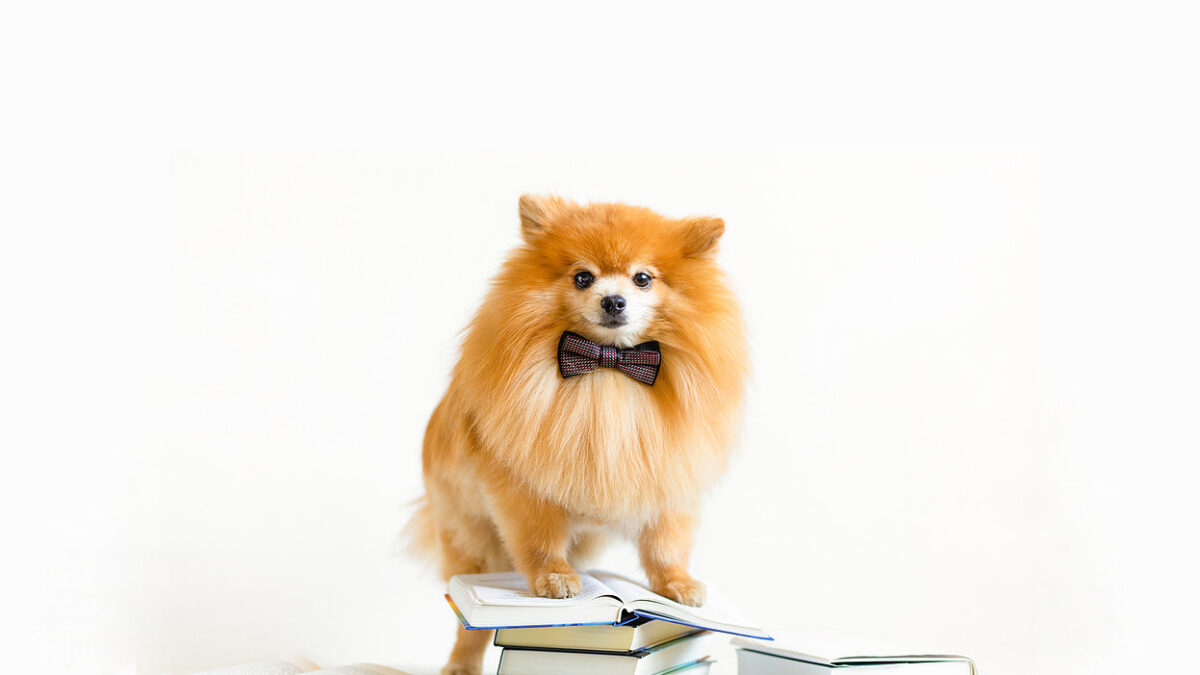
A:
<box><xmin>600</xmin><ymin>295</ymin><xmax>626</xmax><ymax>316</ymax></box>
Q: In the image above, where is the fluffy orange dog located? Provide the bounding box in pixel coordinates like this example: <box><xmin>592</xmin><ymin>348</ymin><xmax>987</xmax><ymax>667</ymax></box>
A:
<box><xmin>411</xmin><ymin>195</ymin><xmax>747</xmax><ymax>675</ymax></box>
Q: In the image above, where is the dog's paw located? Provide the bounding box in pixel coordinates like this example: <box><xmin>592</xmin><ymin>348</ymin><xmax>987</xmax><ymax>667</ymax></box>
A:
<box><xmin>441</xmin><ymin>662</ymin><xmax>481</xmax><ymax>675</ymax></box>
<box><xmin>532</xmin><ymin>570</ymin><xmax>582</xmax><ymax>599</ymax></box>
<box><xmin>657</xmin><ymin>576</ymin><xmax>707</xmax><ymax>606</ymax></box>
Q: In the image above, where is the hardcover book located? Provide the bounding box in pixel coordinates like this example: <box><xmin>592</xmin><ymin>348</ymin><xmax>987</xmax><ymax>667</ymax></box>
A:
<box><xmin>495</xmin><ymin>615</ymin><xmax>700</xmax><ymax>652</ymax></box>
<box><xmin>497</xmin><ymin>632</ymin><xmax>715</xmax><ymax>675</ymax></box>
<box><xmin>733</xmin><ymin>635</ymin><xmax>976</xmax><ymax>674</ymax></box>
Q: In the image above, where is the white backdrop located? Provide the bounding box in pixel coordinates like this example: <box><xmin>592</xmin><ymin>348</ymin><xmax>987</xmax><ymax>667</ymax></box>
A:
<box><xmin>5</xmin><ymin>3</ymin><xmax>1199</xmax><ymax>675</ymax></box>
<box><xmin>153</xmin><ymin>148</ymin><xmax>1027</xmax><ymax>673</ymax></box>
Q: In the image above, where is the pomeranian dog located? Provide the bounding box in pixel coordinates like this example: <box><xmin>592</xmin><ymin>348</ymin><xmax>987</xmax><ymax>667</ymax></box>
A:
<box><xmin>411</xmin><ymin>195</ymin><xmax>748</xmax><ymax>675</ymax></box>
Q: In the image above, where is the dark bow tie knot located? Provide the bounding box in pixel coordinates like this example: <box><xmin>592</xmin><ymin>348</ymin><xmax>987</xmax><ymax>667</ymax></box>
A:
<box><xmin>558</xmin><ymin>331</ymin><xmax>662</xmax><ymax>386</ymax></box>
<box><xmin>599</xmin><ymin>345</ymin><xmax>619</xmax><ymax>369</ymax></box>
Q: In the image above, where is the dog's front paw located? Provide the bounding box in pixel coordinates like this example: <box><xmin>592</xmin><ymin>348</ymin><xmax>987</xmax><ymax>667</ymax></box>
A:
<box><xmin>441</xmin><ymin>662</ymin><xmax>481</xmax><ymax>675</ymax></box>
<box><xmin>657</xmin><ymin>576</ymin><xmax>706</xmax><ymax>606</ymax></box>
<box><xmin>532</xmin><ymin>570</ymin><xmax>582</xmax><ymax>599</ymax></box>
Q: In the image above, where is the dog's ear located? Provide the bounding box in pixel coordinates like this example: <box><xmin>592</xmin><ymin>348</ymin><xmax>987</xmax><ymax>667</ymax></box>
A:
<box><xmin>680</xmin><ymin>216</ymin><xmax>725</xmax><ymax>258</ymax></box>
<box><xmin>518</xmin><ymin>194</ymin><xmax>573</xmax><ymax>242</ymax></box>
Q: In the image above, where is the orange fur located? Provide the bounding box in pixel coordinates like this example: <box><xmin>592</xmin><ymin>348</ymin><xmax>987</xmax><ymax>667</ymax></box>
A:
<box><xmin>413</xmin><ymin>196</ymin><xmax>747</xmax><ymax>675</ymax></box>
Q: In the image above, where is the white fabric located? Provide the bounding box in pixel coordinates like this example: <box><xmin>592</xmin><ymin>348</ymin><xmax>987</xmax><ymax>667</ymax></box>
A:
<box><xmin>312</xmin><ymin>665</ymin><xmax>409</xmax><ymax>675</ymax></box>
<box><xmin>191</xmin><ymin>656</ymin><xmax>319</xmax><ymax>675</ymax></box>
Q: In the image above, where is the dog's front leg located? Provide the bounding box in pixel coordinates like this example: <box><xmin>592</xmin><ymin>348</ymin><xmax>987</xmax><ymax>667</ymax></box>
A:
<box><xmin>638</xmin><ymin>510</ymin><xmax>706</xmax><ymax>606</ymax></box>
<box><xmin>490</xmin><ymin>486</ymin><xmax>581</xmax><ymax>598</ymax></box>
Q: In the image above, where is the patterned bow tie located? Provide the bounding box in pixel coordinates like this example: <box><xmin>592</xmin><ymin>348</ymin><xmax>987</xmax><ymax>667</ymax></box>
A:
<box><xmin>557</xmin><ymin>331</ymin><xmax>662</xmax><ymax>386</ymax></box>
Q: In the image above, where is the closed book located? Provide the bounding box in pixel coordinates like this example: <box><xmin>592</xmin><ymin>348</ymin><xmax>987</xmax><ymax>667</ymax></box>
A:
<box><xmin>497</xmin><ymin>631</ymin><xmax>714</xmax><ymax>675</ymax></box>
<box><xmin>496</xmin><ymin>617</ymin><xmax>700</xmax><ymax>652</ymax></box>
<box><xmin>733</xmin><ymin>634</ymin><xmax>975</xmax><ymax>674</ymax></box>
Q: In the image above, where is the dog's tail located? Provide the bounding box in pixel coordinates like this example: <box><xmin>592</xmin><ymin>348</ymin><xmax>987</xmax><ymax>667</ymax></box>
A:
<box><xmin>401</xmin><ymin>494</ymin><xmax>440</xmax><ymax>562</ymax></box>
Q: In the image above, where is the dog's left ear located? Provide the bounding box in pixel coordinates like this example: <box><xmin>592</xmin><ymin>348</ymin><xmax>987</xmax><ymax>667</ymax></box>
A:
<box><xmin>680</xmin><ymin>216</ymin><xmax>725</xmax><ymax>258</ymax></box>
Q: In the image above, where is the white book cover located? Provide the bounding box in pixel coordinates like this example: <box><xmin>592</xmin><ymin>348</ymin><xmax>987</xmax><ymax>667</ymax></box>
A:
<box><xmin>733</xmin><ymin>631</ymin><xmax>975</xmax><ymax>673</ymax></box>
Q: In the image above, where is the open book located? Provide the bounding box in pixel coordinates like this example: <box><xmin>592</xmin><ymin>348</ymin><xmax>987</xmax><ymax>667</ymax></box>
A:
<box><xmin>191</xmin><ymin>658</ymin><xmax>409</xmax><ymax>675</ymax></box>
<box><xmin>446</xmin><ymin>569</ymin><xmax>771</xmax><ymax>640</ymax></box>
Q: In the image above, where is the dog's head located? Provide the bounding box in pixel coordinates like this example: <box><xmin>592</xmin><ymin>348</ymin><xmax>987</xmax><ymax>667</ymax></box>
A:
<box><xmin>507</xmin><ymin>194</ymin><xmax>729</xmax><ymax>348</ymax></box>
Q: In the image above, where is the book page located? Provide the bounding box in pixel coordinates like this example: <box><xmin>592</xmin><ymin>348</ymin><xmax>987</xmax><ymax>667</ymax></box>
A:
<box><xmin>586</xmin><ymin>570</ymin><xmax>660</xmax><ymax>604</ymax></box>
<box><xmin>457</xmin><ymin>572</ymin><xmax>615</xmax><ymax>607</ymax></box>
<box><xmin>588</xmin><ymin>570</ymin><xmax>764</xmax><ymax>637</ymax></box>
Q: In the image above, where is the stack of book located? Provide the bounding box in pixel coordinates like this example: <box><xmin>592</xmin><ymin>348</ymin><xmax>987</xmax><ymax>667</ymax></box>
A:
<box><xmin>446</xmin><ymin>569</ymin><xmax>772</xmax><ymax>675</ymax></box>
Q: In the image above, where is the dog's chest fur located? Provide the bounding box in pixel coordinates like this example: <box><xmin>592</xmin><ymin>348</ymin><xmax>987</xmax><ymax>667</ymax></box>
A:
<box><xmin>479</xmin><ymin>360</ymin><xmax>715</xmax><ymax>523</ymax></box>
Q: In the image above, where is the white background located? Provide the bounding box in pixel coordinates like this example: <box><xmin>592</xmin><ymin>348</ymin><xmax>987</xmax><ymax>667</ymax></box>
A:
<box><xmin>3</xmin><ymin>2</ymin><xmax>1198</xmax><ymax>675</ymax></box>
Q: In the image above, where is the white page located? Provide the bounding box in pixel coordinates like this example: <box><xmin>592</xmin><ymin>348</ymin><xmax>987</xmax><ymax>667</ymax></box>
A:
<box><xmin>458</xmin><ymin>572</ymin><xmax>614</xmax><ymax>607</ymax></box>
<box><xmin>589</xmin><ymin>570</ymin><xmax>761</xmax><ymax>635</ymax></box>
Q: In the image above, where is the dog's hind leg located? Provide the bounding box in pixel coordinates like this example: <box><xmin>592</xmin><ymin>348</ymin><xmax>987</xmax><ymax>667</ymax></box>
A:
<box><xmin>438</xmin><ymin>523</ymin><xmax>509</xmax><ymax>675</ymax></box>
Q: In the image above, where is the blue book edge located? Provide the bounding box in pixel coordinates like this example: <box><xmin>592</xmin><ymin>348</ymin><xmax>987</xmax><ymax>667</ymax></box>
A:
<box><xmin>445</xmin><ymin>594</ymin><xmax>637</xmax><ymax>630</ymax></box>
<box><xmin>630</xmin><ymin>610</ymin><xmax>774</xmax><ymax>641</ymax></box>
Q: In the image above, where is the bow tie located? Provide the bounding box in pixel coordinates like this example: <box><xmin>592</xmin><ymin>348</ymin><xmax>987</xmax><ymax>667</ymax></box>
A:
<box><xmin>557</xmin><ymin>331</ymin><xmax>662</xmax><ymax>386</ymax></box>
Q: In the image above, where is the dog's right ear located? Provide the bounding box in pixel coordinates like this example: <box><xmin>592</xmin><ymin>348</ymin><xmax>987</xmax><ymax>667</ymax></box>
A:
<box><xmin>518</xmin><ymin>194</ymin><xmax>572</xmax><ymax>242</ymax></box>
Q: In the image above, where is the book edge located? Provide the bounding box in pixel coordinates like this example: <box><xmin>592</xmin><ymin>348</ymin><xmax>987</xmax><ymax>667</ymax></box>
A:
<box><xmin>632</xmin><ymin>610</ymin><xmax>773</xmax><ymax>641</ymax></box>
<box><xmin>493</xmin><ymin>625</ymin><xmax>703</xmax><ymax>654</ymax></box>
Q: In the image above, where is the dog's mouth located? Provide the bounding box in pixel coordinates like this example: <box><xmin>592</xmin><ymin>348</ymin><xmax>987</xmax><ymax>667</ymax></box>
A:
<box><xmin>596</xmin><ymin>318</ymin><xmax>628</xmax><ymax>329</ymax></box>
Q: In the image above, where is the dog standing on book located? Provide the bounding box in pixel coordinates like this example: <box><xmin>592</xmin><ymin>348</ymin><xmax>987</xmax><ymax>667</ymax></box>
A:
<box><xmin>410</xmin><ymin>195</ymin><xmax>748</xmax><ymax>675</ymax></box>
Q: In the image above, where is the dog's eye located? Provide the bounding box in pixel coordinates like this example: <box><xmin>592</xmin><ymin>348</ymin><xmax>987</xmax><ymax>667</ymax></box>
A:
<box><xmin>632</xmin><ymin>271</ymin><xmax>652</xmax><ymax>288</ymax></box>
<box><xmin>573</xmin><ymin>270</ymin><xmax>594</xmax><ymax>289</ymax></box>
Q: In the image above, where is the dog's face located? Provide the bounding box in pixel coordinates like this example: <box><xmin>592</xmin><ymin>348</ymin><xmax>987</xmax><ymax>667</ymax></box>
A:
<box><xmin>513</xmin><ymin>195</ymin><xmax>726</xmax><ymax>347</ymax></box>
<box><xmin>562</xmin><ymin>259</ymin><xmax>660</xmax><ymax>345</ymax></box>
